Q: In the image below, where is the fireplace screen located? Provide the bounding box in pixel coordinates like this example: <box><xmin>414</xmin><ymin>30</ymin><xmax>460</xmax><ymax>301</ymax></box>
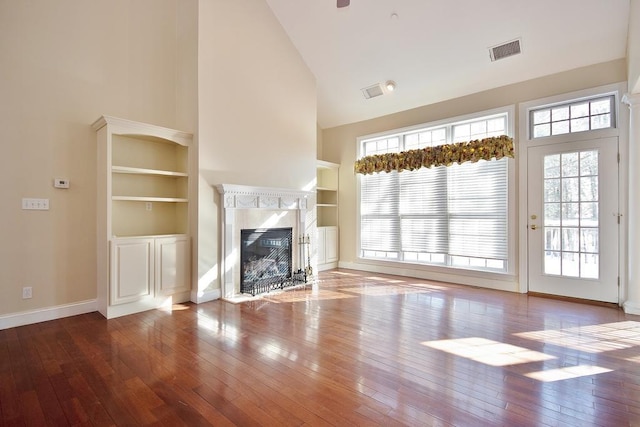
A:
<box><xmin>240</xmin><ymin>227</ymin><xmax>305</xmax><ymax>295</ymax></box>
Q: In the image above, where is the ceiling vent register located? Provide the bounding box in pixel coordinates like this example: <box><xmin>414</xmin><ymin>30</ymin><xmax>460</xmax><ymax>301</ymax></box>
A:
<box><xmin>361</xmin><ymin>83</ymin><xmax>385</xmax><ymax>99</ymax></box>
<box><xmin>489</xmin><ymin>38</ymin><xmax>522</xmax><ymax>61</ymax></box>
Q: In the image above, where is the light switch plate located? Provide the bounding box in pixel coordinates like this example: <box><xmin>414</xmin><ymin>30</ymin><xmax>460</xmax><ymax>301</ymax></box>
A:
<box><xmin>22</xmin><ymin>198</ymin><xmax>49</xmax><ymax>210</ymax></box>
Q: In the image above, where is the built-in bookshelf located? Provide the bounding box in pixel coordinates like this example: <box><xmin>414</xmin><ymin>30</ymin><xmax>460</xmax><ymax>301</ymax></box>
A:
<box><xmin>92</xmin><ymin>116</ymin><xmax>192</xmax><ymax>319</ymax></box>
<box><xmin>317</xmin><ymin>160</ymin><xmax>339</xmax><ymax>270</ymax></box>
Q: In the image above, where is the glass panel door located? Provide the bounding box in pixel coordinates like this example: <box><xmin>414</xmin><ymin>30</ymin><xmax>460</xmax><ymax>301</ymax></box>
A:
<box><xmin>527</xmin><ymin>138</ymin><xmax>618</xmax><ymax>303</ymax></box>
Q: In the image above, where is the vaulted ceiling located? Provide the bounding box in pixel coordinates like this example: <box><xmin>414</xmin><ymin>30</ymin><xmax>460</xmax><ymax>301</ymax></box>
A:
<box><xmin>265</xmin><ymin>0</ymin><xmax>630</xmax><ymax>129</ymax></box>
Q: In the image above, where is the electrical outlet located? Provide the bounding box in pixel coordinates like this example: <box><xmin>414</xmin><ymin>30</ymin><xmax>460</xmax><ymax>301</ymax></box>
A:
<box><xmin>146</xmin><ymin>202</ymin><xmax>152</xmax><ymax>211</ymax></box>
<box><xmin>22</xmin><ymin>287</ymin><xmax>32</xmax><ymax>299</ymax></box>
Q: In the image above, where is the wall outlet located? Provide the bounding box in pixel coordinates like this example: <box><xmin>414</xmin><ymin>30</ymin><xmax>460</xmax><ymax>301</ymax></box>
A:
<box><xmin>146</xmin><ymin>202</ymin><xmax>152</xmax><ymax>211</ymax></box>
<box><xmin>22</xmin><ymin>286</ymin><xmax>32</xmax><ymax>299</ymax></box>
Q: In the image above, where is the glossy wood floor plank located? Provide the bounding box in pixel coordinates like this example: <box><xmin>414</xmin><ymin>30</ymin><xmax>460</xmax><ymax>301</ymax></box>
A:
<box><xmin>2</xmin><ymin>268</ymin><xmax>640</xmax><ymax>426</ymax></box>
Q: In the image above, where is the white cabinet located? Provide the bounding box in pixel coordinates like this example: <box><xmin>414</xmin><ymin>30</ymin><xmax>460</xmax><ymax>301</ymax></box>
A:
<box><xmin>317</xmin><ymin>226</ymin><xmax>338</xmax><ymax>270</ymax></box>
<box><xmin>110</xmin><ymin>237</ymin><xmax>154</xmax><ymax>306</ymax></box>
<box><xmin>317</xmin><ymin>160</ymin><xmax>339</xmax><ymax>271</ymax></box>
<box><xmin>155</xmin><ymin>236</ymin><xmax>190</xmax><ymax>296</ymax></box>
<box><xmin>93</xmin><ymin>116</ymin><xmax>192</xmax><ymax>319</ymax></box>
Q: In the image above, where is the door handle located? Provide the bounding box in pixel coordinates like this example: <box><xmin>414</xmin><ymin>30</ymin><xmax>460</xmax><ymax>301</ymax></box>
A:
<box><xmin>530</xmin><ymin>224</ymin><xmax>538</xmax><ymax>230</ymax></box>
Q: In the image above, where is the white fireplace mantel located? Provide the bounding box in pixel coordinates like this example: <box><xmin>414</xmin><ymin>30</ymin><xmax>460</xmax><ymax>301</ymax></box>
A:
<box><xmin>216</xmin><ymin>184</ymin><xmax>312</xmax><ymax>301</ymax></box>
<box><xmin>216</xmin><ymin>183</ymin><xmax>309</xmax><ymax>210</ymax></box>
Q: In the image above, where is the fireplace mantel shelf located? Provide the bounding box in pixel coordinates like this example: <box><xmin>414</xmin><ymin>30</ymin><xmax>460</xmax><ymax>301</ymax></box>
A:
<box><xmin>216</xmin><ymin>184</ymin><xmax>311</xmax><ymax>210</ymax></box>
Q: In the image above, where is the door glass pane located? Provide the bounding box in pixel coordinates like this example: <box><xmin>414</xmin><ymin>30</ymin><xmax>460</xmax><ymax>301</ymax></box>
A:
<box><xmin>561</xmin><ymin>178</ymin><xmax>579</xmax><ymax>202</ymax></box>
<box><xmin>545</xmin><ymin>251</ymin><xmax>561</xmax><ymax>275</ymax></box>
<box><xmin>544</xmin><ymin>179</ymin><xmax>561</xmax><ymax>202</ymax></box>
<box><xmin>580</xmin><ymin>151</ymin><xmax>598</xmax><ymax>175</ymax></box>
<box><xmin>581</xmin><ymin>254</ymin><xmax>599</xmax><ymax>279</ymax></box>
<box><xmin>562</xmin><ymin>252</ymin><xmax>580</xmax><ymax>277</ymax></box>
<box><xmin>561</xmin><ymin>152</ymin><xmax>579</xmax><ymax>177</ymax></box>
<box><xmin>544</xmin><ymin>204</ymin><xmax>560</xmax><ymax>226</ymax></box>
<box><xmin>543</xmin><ymin>150</ymin><xmax>599</xmax><ymax>279</ymax></box>
<box><xmin>562</xmin><ymin>228</ymin><xmax>579</xmax><ymax>251</ymax></box>
<box><xmin>580</xmin><ymin>176</ymin><xmax>598</xmax><ymax>201</ymax></box>
<box><xmin>544</xmin><ymin>155</ymin><xmax>560</xmax><ymax>178</ymax></box>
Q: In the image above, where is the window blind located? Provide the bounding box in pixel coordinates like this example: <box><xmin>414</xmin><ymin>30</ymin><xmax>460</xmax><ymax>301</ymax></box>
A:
<box><xmin>358</xmin><ymin>112</ymin><xmax>510</xmax><ymax>272</ymax></box>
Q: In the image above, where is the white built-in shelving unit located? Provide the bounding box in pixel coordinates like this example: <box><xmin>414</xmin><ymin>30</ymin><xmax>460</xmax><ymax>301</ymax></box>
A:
<box><xmin>317</xmin><ymin>160</ymin><xmax>339</xmax><ymax>270</ymax></box>
<box><xmin>92</xmin><ymin>116</ymin><xmax>192</xmax><ymax>318</ymax></box>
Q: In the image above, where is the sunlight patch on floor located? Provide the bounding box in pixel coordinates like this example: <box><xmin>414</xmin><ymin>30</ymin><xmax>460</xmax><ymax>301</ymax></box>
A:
<box><xmin>625</xmin><ymin>354</ymin><xmax>640</xmax><ymax>363</ymax></box>
<box><xmin>524</xmin><ymin>365</ymin><xmax>612</xmax><ymax>382</ymax></box>
<box><xmin>327</xmin><ymin>271</ymin><xmax>362</xmax><ymax>277</ymax></box>
<box><xmin>342</xmin><ymin>284</ymin><xmax>440</xmax><ymax>296</ymax></box>
<box><xmin>366</xmin><ymin>276</ymin><xmax>406</xmax><ymax>283</ymax></box>
<box><xmin>514</xmin><ymin>321</ymin><xmax>640</xmax><ymax>353</ymax></box>
<box><xmin>422</xmin><ymin>337</ymin><xmax>555</xmax><ymax>366</ymax></box>
<box><xmin>262</xmin><ymin>289</ymin><xmax>356</xmax><ymax>303</ymax></box>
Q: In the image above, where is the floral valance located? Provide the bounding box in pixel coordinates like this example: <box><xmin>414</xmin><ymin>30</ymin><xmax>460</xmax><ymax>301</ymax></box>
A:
<box><xmin>354</xmin><ymin>135</ymin><xmax>515</xmax><ymax>175</ymax></box>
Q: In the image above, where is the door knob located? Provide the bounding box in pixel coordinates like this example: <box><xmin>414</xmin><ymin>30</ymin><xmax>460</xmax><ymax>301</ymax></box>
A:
<box><xmin>530</xmin><ymin>224</ymin><xmax>538</xmax><ymax>230</ymax></box>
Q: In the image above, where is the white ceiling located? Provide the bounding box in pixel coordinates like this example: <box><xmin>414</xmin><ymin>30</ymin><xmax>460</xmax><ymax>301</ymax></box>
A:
<box><xmin>265</xmin><ymin>0</ymin><xmax>630</xmax><ymax>129</ymax></box>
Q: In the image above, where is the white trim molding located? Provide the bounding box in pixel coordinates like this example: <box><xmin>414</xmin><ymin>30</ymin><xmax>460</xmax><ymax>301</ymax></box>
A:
<box><xmin>0</xmin><ymin>299</ymin><xmax>97</xmax><ymax>330</ymax></box>
<box><xmin>190</xmin><ymin>287</ymin><xmax>221</xmax><ymax>304</ymax></box>
<box><xmin>622</xmin><ymin>92</ymin><xmax>640</xmax><ymax>314</ymax></box>
<box><xmin>217</xmin><ymin>184</ymin><xmax>309</xmax><ymax>210</ymax></box>
<box><xmin>622</xmin><ymin>92</ymin><xmax>640</xmax><ymax>107</ymax></box>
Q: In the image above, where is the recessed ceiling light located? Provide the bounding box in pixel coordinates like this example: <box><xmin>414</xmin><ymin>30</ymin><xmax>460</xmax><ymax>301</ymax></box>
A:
<box><xmin>385</xmin><ymin>81</ymin><xmax>396</xmax><ymax>92</ymax></box>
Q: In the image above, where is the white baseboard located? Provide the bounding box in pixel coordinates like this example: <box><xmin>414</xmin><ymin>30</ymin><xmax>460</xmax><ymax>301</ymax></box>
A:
<box><xmin>0</xmin><ymin>299</ymin><xmax>97</xmax><ymax>330</ymax></box>
<box><xmin>338</xmin><ymin>261</ymin><xmax>519</xmax><ymax>293</ymax></box>
<box><xmin>623</xmin><ymin>300</ymin><xmax>640</xmax><ymax>315</ymax></box>
<box><xmin>0</xmin><ymin>289</ymin><xmax>224</xmax><ymax>330</ymax></box>
<box><xmin>191</xmin><ymin>288</ymin><xmax>221</xmax><ymax>304</ymax></box>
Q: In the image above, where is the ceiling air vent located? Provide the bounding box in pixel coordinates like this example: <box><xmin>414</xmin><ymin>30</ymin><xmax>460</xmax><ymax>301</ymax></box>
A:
<box><xmin>361</xmin><ymin>83</ymin><xmax>385</xmax><ymax>99</ymax></box>
<box><xmin>489</xmin><ymin>38</ymin><xmax>522</xmax><ymax>61</ymax></box>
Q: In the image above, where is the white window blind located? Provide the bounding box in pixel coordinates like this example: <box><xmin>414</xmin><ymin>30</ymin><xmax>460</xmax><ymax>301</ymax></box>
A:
<box><xmin>359</xmin><ymin>113</ymin><xmax>510</xmax><ymax>272</ymax></box>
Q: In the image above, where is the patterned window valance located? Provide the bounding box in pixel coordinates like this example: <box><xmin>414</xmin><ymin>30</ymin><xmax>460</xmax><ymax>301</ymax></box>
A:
<box><xmin>354</xmin><ymin>135</ymin><xmax>515</xmax><ymax>175</ymax></box>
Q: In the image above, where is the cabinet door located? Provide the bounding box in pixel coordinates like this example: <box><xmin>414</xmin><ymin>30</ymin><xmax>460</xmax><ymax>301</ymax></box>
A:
<box><xmin>325</xmin><ymin>226</ymin><xmax>338</xmax><ymax>263</ymax></box>
<box><xmin>156</xmin><ymin>236</ymin><xmax>190</xmax><ymax>296</ymax></box>
<box><xmin>110</xmin><ymin>238</ymin><xmax>154</xmax><ymax>305</ymax></box>
<box><xmin>317</xmin><ymin>228</ymin><xmax>327</xmax><ymax>265</ymax></box>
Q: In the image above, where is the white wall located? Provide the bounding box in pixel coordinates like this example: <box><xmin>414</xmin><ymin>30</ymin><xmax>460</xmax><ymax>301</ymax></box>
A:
<box><xmin>0</xmin><ymin>0</ymin><xmax>196</xmax><ymax>320</ymax></box>
<box><xmin>195</xmin><ymin>0</ymin><xmax>317</xmax><ymax>295</ymax></box>
<box><xmin>629</xmin><ymin>0</ymin><xmax>640</xmax><ymax>93</ymax></box>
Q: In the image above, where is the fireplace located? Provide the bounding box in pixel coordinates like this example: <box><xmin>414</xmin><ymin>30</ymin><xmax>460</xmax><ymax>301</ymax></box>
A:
<box><xmin>241</xmin><ymin>227</ymin><xmax>306</xmax><ymax>295</ymax></box>
<box><xmin>216</xmin><ymin>184</ymin><xmax>312</xmax><ymax>300</ymax></box>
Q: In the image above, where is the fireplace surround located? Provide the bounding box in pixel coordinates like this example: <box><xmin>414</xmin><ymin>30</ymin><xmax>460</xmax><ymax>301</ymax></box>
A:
<box><xmin>216</xmin><ymin>184</ymin><xmax>311</xmax><ymax>300</ymax></box>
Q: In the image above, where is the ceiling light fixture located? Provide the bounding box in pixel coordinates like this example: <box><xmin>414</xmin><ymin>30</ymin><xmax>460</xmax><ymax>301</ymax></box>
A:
<box><xmin>385</xmin><ymin>80</ymin><xmax>396</xmax><ymax>92</ymax></box>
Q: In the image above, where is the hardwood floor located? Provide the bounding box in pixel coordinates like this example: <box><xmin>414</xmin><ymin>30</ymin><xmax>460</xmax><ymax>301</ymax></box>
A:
<box><xmin>2</xmin><ymin>269</ymin><xmax>640</xmax><ymax>426</ymax></box>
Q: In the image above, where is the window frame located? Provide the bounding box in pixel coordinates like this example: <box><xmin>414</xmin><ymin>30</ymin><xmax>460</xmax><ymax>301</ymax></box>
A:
<box><xmin>529</xmin><ymin>95</ymin><xmax>616</xmax><ymax>139</ymax></box>
<box><xmin>356</xmin><ymin>105</ymin><xmax>517</xmax><ymax>277</ymax></box>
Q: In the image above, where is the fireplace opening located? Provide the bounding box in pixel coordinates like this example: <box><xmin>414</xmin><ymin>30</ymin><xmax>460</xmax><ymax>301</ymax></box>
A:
<box><xmin>240</xmin><ymin>227</ymin><xmax>306</xmax><ymax>296</ymax></box>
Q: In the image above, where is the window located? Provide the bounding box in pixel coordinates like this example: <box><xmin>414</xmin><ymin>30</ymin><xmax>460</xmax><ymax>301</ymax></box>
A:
<box><xmin>530</xmin><ymin>95</ymin><xmax>614</xmax><ymax>139</ymax></box>
<box><xmin>358</xmin><ymin>111</ymin><xmax>511</xmax><ymax>273</ymax></box>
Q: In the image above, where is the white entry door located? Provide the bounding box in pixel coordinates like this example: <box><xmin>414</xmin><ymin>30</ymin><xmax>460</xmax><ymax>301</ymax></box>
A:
<box><xmin>527</xmin><ymin>137</ymin><xmax>619</xmax><ymax>302</ymax></box>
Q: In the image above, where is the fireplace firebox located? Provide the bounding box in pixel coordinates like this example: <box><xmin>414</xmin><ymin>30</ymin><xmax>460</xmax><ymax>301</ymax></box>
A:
<box><xmin>240</xmin><ymin>227</ymin><xmax>306</xmax><ymax>296</ymax></box>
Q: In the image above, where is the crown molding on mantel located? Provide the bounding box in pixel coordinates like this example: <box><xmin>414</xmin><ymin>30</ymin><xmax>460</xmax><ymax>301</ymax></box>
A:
<box><xmin>216</xmin><ymin>184</ymin><xmax>311</xmax><ymax>210</ymax></box>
